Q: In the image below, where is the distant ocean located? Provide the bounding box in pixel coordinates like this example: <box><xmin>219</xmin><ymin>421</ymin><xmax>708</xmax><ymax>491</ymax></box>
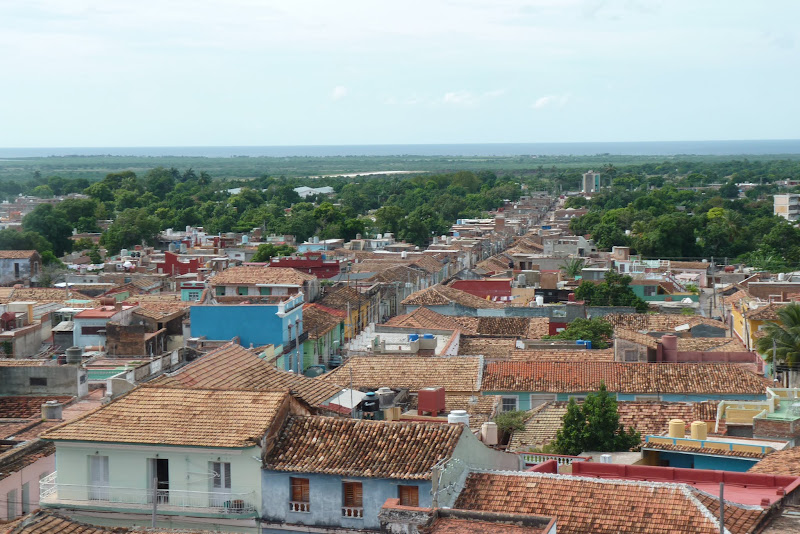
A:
<box><xmin>1</xmin><ymin>140</ymin><xmax>800</xmax><ymax>158</ymax></box>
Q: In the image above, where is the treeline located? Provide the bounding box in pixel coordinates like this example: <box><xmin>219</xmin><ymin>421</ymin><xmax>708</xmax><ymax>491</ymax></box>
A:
<box><xmin>3</xmin><ymin>168</ymin><xmax>522</xmax><ymax>259</ymax></box>
<box><xmin>567</xmin><ymin>160</ymin><xmax>800</xmax><ymax>271</ymax></box>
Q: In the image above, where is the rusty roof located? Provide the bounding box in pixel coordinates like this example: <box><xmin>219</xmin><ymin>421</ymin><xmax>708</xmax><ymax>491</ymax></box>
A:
<box><xmin>264</xmin><ymin>415</ymin><xmax>462</xmax><ymax>480</ymax></box>
<box><xmin>402</xmin><ymin>284</ymin><xmax>504</xmax><ymax>309</ymax></box>
<box><xmin>482</xmin><ymin>361</ymin><xmax>768</xmax><ymax>395</ymax></box>
<box><xmin>320</xmin><ymin>355</ymin><xmax>483</xmax><ymax>393</ymax></box>
<box><xmin>153</xmin><ymin>343</ymin><xmax>343</xmax><ymax>407</ymax></box>
<box><xmin>210</xmin><ymin>265</ymin><xmax>315</xmax><ymax>286</ymax></box>
<box><xmin>41</xmin><ymin>386</ymin><xmax>292</xmax><ymax>448</ymax></box>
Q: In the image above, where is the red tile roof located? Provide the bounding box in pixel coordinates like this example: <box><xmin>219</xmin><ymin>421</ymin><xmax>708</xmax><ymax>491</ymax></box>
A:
<box><xmin>264</xmin><ymin>415</ymin><xmax>463</xmax><ymax>480</ymax></box>
<box><xmin>454</xmin><ymin>471</ymin><xmax>727</xmax><ymax>534</ymax></box>
<box><xmin>211</xmin><ymin>265</ymin><xmax>315</xmax><ymax>286</ymax></box>
<box><xmin>0</xmin><ymin>250</ymin><xmax>37</xmax><ymax>259</ymax></box>
<box><xmin>481</xmin><ymin>361</ymin><xmax>768</xmax><ymax>395</ymax></box>
<box><xmin>0</xmin><ymin>396</ymin><xmax>73</xmax><ymax>419</ymax></box>
<box><xmin>402</xmin><ymin>285</ymin><xmax>504</xmax><ymax>309</ymax></box>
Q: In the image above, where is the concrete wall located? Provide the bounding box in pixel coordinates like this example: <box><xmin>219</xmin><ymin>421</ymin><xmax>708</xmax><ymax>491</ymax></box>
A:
<box><xmin>0</xmin><ymin>256</ymin><xmax>39</xmax><ymax>285</ymax></box>
<box><xmin>0</xmin><ymin>441</ymin><xmax>54</xmax><ymax>521</ymax></box>
<box><xmin>261</xmin><ymin>471</ymin><xmax>431</xmax><ymax>531</ymax></box>
<box><xmin>1</xmin><ymin>365</ymin><xmax>87</xmax><ymax>397</ymax></box>
<box><xmin>0</xmin><ymin>319</ymin><xmax>52</xmax><ymax>358</ymax></box>
<box><xmin>54</xmin><ymin>443</ymin><xmax>262</xmax><ymax>511</ymax></box>
<box><xmin>654</xmin><ymin>450</ymin><xmax>757</xmax><ymax>472</ymax></box>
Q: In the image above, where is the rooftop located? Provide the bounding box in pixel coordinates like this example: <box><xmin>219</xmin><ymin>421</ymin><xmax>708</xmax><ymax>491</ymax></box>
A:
<box><xmin>320</xmin><ymin>355</ymin><xmax>483</xmax><ymax>393</ymax></box>
<box><xmin>402</xmin><ymin>284</ymin><xmax>504</xmax><ymax>309</ymax></box>
<box><xmin>41</xmin><ymin>386</ymin><xmax>292</xmax><ymax>448</ymax></box>
<box><xmin>264</xmin><ymin>415</ymin><xmax>462</xmax><ymax>480</ymax></box>
<box><xmin>482</xmin><ymin>361</ymin><xmax>768</xmax><ymax>395</ymax></box>
<box><xmin>454</xmin><ymin>470</ymin><xmax>762</xmax><ymax>534</ymax></box>
<box><xmin>153</xmin><ymin>343</ymin><xmax>343</xmax><ymax>407</ymax></box>
<box><xmin>0</xmin><ymin>250</ymin><xmax>37</xmax><ymax>259</ymax></box>
<box><xmin>210</xmin><ymin>265</ymin><xmax>315</xmax><ymax>286</ymax></box>
<box><xmin>509</xmin><ymin>348</ymin><xmax>616</xmax><ymax>362</ymax></box>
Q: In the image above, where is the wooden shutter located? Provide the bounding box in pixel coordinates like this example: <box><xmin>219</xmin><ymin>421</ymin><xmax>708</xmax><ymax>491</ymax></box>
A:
<box><xmin>399</xmin><ymin>485</ymin><xmax>419</xmax><ymax>507</ymax></box>
<box><xmin>291</xmin><ymin>478</ymin><xmax>309</xmax><ymax>502</ymax></box>
<box><xmin>343</xmin><ymin>482</ymin><xmax>362</xmax><ymax>507</ymax></box>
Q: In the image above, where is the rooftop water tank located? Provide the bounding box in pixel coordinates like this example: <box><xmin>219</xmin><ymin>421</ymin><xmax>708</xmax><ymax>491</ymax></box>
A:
<box><xmin>447</xmin><ymin>410</ymin><xmax>470</xmax><ymax>426</ymax></box>
<box><xmin>535</xmin><ymin>295</ymin><xmax>544</xmax><ymax>306</ymax></box>
<box><xmin>669</xmin><ymin>419</ymin><xmax>685</xmax><ymax>438</ymax></box>
<box><xmin>408</xmin><ymin>334</ymin><xmax>419</xmax><ymax>342</ymax></box>
<box><xmin>362</xmin><ymin>391</ymin><xmax>380</xmax><ymax>413</ymax></box>
<box><xmin>41</xmin><ymin>400</ymin><xmax>63</xmax><ymax>420</ymax></box>
<box><xmin>65</xmin><ymin>346</ymin><xmax>82</xmax><ymax>365</ymax></box>
<box><xmin>422</xmin><ymin>334</ymin><xmax>434</xmax><ymax>340</ymax></box>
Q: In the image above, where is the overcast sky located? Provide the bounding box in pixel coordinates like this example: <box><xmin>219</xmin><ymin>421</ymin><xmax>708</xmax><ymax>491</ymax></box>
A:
<box><xmin>1</xmin><ymin>0</ymin><xmax>798</xmax><ymax>147</ymax></box>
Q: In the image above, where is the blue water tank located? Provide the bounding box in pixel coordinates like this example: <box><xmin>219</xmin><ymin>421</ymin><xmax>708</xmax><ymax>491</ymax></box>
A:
<box><xmin>409</xmin><ymin>334</ymin><xmax>420</xmax><ymax>342</ymax></box>
<box><xmin>422</xmin><ymin>333</ymin><xmax>434</xmax><ymax>339</ymax></box>
<box><xmin>584</xmin><ymin>340</ymin><xmax>592</xmax><ymax>350</ymax></box>
<box><xmin>576</xmin><ymin>339</ymin><xmax>586</xmax><ymax>346</ymax></box>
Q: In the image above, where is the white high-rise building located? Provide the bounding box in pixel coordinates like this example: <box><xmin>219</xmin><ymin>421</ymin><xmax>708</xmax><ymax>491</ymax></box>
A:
<box><xmin>774</xmin><ymin>194</ymin><xmax>800</xmax><ymax>222</ymax></box>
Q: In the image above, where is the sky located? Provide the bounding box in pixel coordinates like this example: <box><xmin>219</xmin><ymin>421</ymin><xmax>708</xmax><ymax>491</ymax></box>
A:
<box><xmin>0</xmin><ymin>0</ymin><xmax>798</xmax><ymax>147</ymax></box>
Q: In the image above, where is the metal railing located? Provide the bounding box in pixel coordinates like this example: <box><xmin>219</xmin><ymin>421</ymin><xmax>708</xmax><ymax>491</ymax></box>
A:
<box><xmin>40</xmin><ymin>473</ymin><xmax>256</xmax><ymax>515</ymax></box>
<box><xmin>519</xmin><ymin>453</ymin><xmax>591</xmax><ymax>468</ymax></box>
<box><xmin>342</xmin><ymin>506</ymin><xmax>364</xmax><ymax>518</ymax></box>
<box><xmin>289</xmin><ymin>501</ymin><xmax>310</xmax><ymax>513</ymax></box>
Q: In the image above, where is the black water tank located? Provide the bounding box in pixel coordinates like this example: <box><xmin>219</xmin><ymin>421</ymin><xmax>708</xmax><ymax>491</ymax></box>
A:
<box><xmin>362</xmin><ymin>392</ymin><xmax>380</xmax><ymax>414</ymax></box>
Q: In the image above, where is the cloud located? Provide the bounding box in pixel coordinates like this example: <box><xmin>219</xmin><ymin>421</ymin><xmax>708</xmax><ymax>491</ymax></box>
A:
<box><xmin>532</xmin><ymin>93</ymin><xmax>569</xmax><ymax>109</ymax></box>
<box><xmin>331</xmin><ymin>85</ymin><xmax>348</xmax><ymax>101</ymax></box>
<box><xmin>441</xmin><ymin>89</ymin><xmax>506</xmax><ymax>107</ymax></box>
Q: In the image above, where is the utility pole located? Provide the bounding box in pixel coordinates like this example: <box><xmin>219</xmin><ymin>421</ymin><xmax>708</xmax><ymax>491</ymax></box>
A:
<box><xmin>719</xmin><ymin>482</ymin><xmax>724</xmax><ymax>534</ymax></box>
<box><xmin>152</xmin><ymin>477</ymin><xmax>158</xmax><ymax>527</ymax></box>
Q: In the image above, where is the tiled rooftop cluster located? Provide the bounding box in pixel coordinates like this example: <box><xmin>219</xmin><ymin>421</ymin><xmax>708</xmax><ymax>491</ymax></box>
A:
<box><xmin>210</xmin><ymin>265</ymin><xmax>314</xmax><ymax>286</ymax></box>
<box><xmin>402</xmin><ymin>285</ymin><xmax>504</xmax><ymax>309</ymax></box>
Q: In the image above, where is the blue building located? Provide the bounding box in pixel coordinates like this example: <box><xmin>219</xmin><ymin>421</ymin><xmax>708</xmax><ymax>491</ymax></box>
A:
<box><xmin>261</xmin><ymin>416</ymin><xmax>520</xmax><ymax>531</ymax></box>
<box><xmin>642</xmin><ymin>434</ymin><xmax>778</xmax><ymax>472</ymax></box>
<box><xmin>190</xmin><ymin>293</ymin><xmax>304</xmax><ymax>372</ymax></box>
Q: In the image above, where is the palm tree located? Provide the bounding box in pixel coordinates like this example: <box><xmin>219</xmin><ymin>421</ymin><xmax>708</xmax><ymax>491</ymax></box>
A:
<box><xmin>755</xmin><ymin>303</ymin><xmax>800</xmax><ymax>367</ymax></box>
<box><xmin>560</xmin><ymin>258</ymin><xmax>586</xmax><ymax>278</ymax></box>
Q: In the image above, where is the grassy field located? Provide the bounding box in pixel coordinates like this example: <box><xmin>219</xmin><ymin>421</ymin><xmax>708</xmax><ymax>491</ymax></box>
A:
<box><xmin>2</xmin><ymin>153</ymin><xmax>800</xmax><ymax>182</ymax></box>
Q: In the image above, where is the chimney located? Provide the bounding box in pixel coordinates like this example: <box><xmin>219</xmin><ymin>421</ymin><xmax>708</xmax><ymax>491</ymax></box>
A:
<box><xmin>115</xmin><ymin>301</ymin><xmax>123</xmax><ymax>312</ymax></box>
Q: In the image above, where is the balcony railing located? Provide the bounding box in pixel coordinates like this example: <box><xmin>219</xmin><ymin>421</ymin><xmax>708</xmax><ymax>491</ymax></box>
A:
<box><xmin>40</xmin><ymin>472</ymin><xmax>257</xmax><ymax>516</ymax></box>
<box><xmin>519</xmin><ymin>453</ymin><xmax>592</xmax><ymax>468</ymax></box>
<box><xmin>289</xmin><ymin>501</ymin><xmax>310</xmax><ymax>513</ymax></box>
<box><xmin>342</xmin><ymin>506</ymin><xmax>364</xmax><ymax>518</ymax></box>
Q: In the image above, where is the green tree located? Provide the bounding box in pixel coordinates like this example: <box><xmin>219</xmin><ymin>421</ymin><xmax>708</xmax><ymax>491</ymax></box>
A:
<box><xmin>552</xmin><ymin>383</ymin><xmax>640</xmax><ymax>455</ymax></box>
<box><xmin>101</xmin><ymin>208</ymin><xmax>161</xmax><ymax>254</ymax></box>
<box><xmin>494</xmin><ymin>410</ymin><xmax>528</xmax><ymax>445</ymax></box>
<box><xmin>559</xmin><ymin>258</ymin><xmax>586</xmax><ymax>278</ymax></box>
<box><xmin>0</xmin><ymin>229</ymin><xmax>53</xmax><ymax>255</ymax></box>
<box><xmin>251</xmin><ymin>243</ymin><xmax>296</xmax><ymax>262</ymax></box>
<box><xmin>374</xmin><ymin>205</ymin><xmax>406</xmax><ymax>236</ymax></box>
<box><xmin>544</xmin><ymin>317</ymin><xmax>614</xmax><ymax>349</ymax></box>
<box><xmin>30</xmin><ymin>184</ymin><xmax>54</xmax><ymax>198</ymax></box>
<box><xmin>755</xmin><ymin>303</ymin><xmax>800</xmax><ymax>366</ymax></box>
<box><xmin>22</xmin><ymin>204</ymin><xmax>73</xmax><ymax>256</ymax></box>
<box><xmin>574</xmin><ymin>271</ymin><xmax>649</xmax><ymax>313</ymax></box>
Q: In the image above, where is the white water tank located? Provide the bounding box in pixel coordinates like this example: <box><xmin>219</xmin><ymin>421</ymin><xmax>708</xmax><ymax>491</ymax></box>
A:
<box><xmin>41</xmin><ymin>400</ymin><xmax>63</xmax><ymax>420</ymax></box>
<box><xmin>535</xmin><ymin>295</ymin><xmax>544</xmax><ymax>306</ymax></box>
<box><xmin>448</xmin><ymin>410</ymin><xmax>470</xmax><ymax>426</ymax></box>
<box><xmin>600</xmin><ymin>454</ymin><xmax>613</xmax><ymax>464</ymax></box>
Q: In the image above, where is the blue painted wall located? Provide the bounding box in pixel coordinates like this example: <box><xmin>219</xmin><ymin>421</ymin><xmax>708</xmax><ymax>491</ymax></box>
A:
<box><xmin>190</xmin><ymin>304</ymin><xmax>303</xmax><ymax>352</ymax></box>
<box><xmin>261</xmin><ymin>471</ymin><xmax>431</xmax><ymax>530</ymax></box>
<box><xmin>654</xmin><ymin>451</ymin><xmax>758</xmax><ymax>472</ymax></box>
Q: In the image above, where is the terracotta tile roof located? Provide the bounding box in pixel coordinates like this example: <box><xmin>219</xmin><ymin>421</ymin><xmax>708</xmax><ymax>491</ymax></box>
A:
<box><xmin>443</xmin><ymin>394</ymin><xmax>499</xmax><ymax>430</ymax></box>
<box><xmin>0</xmin><ymin>439</ymin><xmax>55</xmax><ymax>482</ymax></box>
<box><xmin>670</xmin><ymin>261</ymin><xmax>711</xmax><ymax>270</ymax></box>
<box><xmin>458</xmin><ymin>337</ymin><xmax>516</xmax><ymax>360</ymax></box>
<box><xmin>422</xmin><ymin>517</ymin><xmax>546</xmax><ymax>533</ymax></box>
<box><xmin>320</xmin><ymin>355</ymin><xmax>483</xmax><ymax>393</ymax></box>
<box><xmin>153</xmin><ymin>344</ymin><xmax>343</xmax><ymax>407</ymax></box>
<box><xmin>4</xmin><ymin>509</ymin><xmax>219</xmax><ymax>533</ymax></box>
<box><xmin>0</xmin><ymin>250</ymin><xmax>37</xmax><ymax>259</ymax></box>
<box><xmin>402</xmin><ymin>284</ymin><xmax>504</xmax><ymax>309</ymax></box>
<box><xmin>302</xmin><ymin>303</ymin><xmax>344</xmax><ymax>339</ymax></box>
<box><xmin>210</xmin><ymin>265</ymin><xmax>315</xmax><ymax>286</ymax></box>
<box><xmin>508</xmin><ymin>402</ymin><xmax>569</xmax><ymax>451</ymax></box>
<box><xmin>604</xmin><ymin>314</ymin><xmax>726</xmax><ymax>332</ymax></box>
<box><xmin>643</xmin><ymin>441</ymin><xmax>766</xmax><ymax>459</ymax></box>
<box><xmin>385</xmin><ymin>307</ymin><xmax>472</xmax><ymax>333</ymax></box>
<box><xmin>0</xmin><ymin>396</ymin><xmax>73</xmax><ymax>418</ymax></box>
<box><xmin>695</xmin><ymin>493</ymin><xmax>767</xmax><ymax>534</ymax></box>
<box><xmin>509</xmin><ymin>349</ymin><xmax>616</xmax><ymax>362</ymax></box>
<box><xmin>264</xmin><ymin>415</ymin><xmax>462</xmax><ymax>480</ymax></box>
<box><xmin>41</xmin><ymin>386</ymin><xmax>292</xmax><ymax>448</ymax></box>
<box><xmin>679</xmin><ymin>337</ymin><xmax>749</xmax><ymax>352</ymax></box>
<box><xmin>618</xmin><ymin>402</ymin><xmax>719</xmax><ymax>442</ymax></box>
<box><xmin>454</xmin><ymin>471</ymin><xmax>728</xmax><ymax>534</ymax></box>
<box><xmin>482</xmin><ymin>362</ymin><xmax>768</xmax><ymax>395</ymax></box>
<box><xmin>746</xmin><ymin>303</ymin><xmax>785</xmax><ymax>321</ymax></box>
<box><xmin>724</xmin><ymin>289</ymin><xmax>750</xmax><ymax>306</ymax></box>
<box><xmin>0</xmin><ymin>287</ymin><xmax>96</xmax><ymax>305</ymax></box>
<box><xmin>614</xmin><ymin>327</ymin><xmax>659</xmax><ymax>349</ymax></box>
<box><xmin>473</xmin><ymin>317</ymin><xmax>549</xmax><ymax>338</ymax></box>
<box><xmin>412</xmin><ymin>255</ymin><xmax>445</xmax><ymax>274</ymax></box>
<box><xmin>749</xmin><ymin>447</ymin><xmax>800</xmax><ymax>476</ymax></box>
<box><xmin>368</xmin><ymin>265</ymin><xmax>426</xmax><ymax>284</ymax></box>
<box><xmin>129</xmin><ymin>300</ymin><xmax>190</xmax><ymax>320</ymax></box>
<box><xmin>476</xmin><ymin>255</ymin><xmax>512</xmax><ymax>273</ymax></box>
<box><xmin>318</xmin><ymin>286</ymin><xmax>363</xmax><ymax>310</ymax></box>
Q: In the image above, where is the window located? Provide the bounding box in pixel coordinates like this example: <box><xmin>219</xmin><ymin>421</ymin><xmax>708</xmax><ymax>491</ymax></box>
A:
<box><xmin>501</xmin><ymin>396</ymin><xmax>518</xmax><ymax>412</ymax></box>
<box><xmin>81</xmin><ymin>326</ymin><xmax>106</xmax><ymax>336</ymax></box>
<box><xmin>237</xmin><ymin>286</ymin><xmax>249</xmax><ymax>296</ymax></box>
<box><xmin>14</xmin><ymin>263</ymin><xmax>20</xmax><ymax>278</ymax></box>
<box><xmin>21</xmin><ymin>483</ymin><xmax>29</xmax><ymax>514</ymax></box>
<box><xmin>342</xmin><ymin>481</ymin><xmax>363</xmax><ymax>518</ymax></box>
<box><xmin>289</xmin><ymin>477</ymin><xmax>310</xmax><ymax>512</ymax></box>
<box><xmin>643</xmin><ymin>285</ymin><xmax>657</xmax><ymax>296</ymax></box>
<box><xmin>210</xmin><ymin>461</ymin><xmax>231</xmax><ymax>490</ymax></box>
<box><xmin>259</xmin><ymin>287</ymin><xmax>272</xmax><ymax>296</ymax></box>
<box><xmin>29</xmin><ymin>377</ymin><xmax>47</xmax><ymax>387</ymax></box>
<box><xmin>569</xmin><ymin>395</ymin><xmax>587</xmax><ymax>403</ymax></box>
<box><xmin>187</xmin><ymin>291</ymin><xmax>200</xmax><ymax>301</ymax></box>
<box><xmin>215</xmin><ymin>286</ymin><xmax>225</xmax><ymax>296</ymax></box>
<box><xmin>7</xmin><ymin>489</ymin><xmax>16</xmax><ymax>519</ymax></box>
<box><xmin>530</xmin><ymin>394</ymin><xmax>557</xmax><ymax>409</ymax></box>
<box><xmin>635</xmin><ymin>395</ymin><xmax>660</xmax><ymax>401</ymax></box>
<box><xmin>398</xmin><ymin>485</ymin><xmax>419</xmax><ymax>507</ymax></box>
